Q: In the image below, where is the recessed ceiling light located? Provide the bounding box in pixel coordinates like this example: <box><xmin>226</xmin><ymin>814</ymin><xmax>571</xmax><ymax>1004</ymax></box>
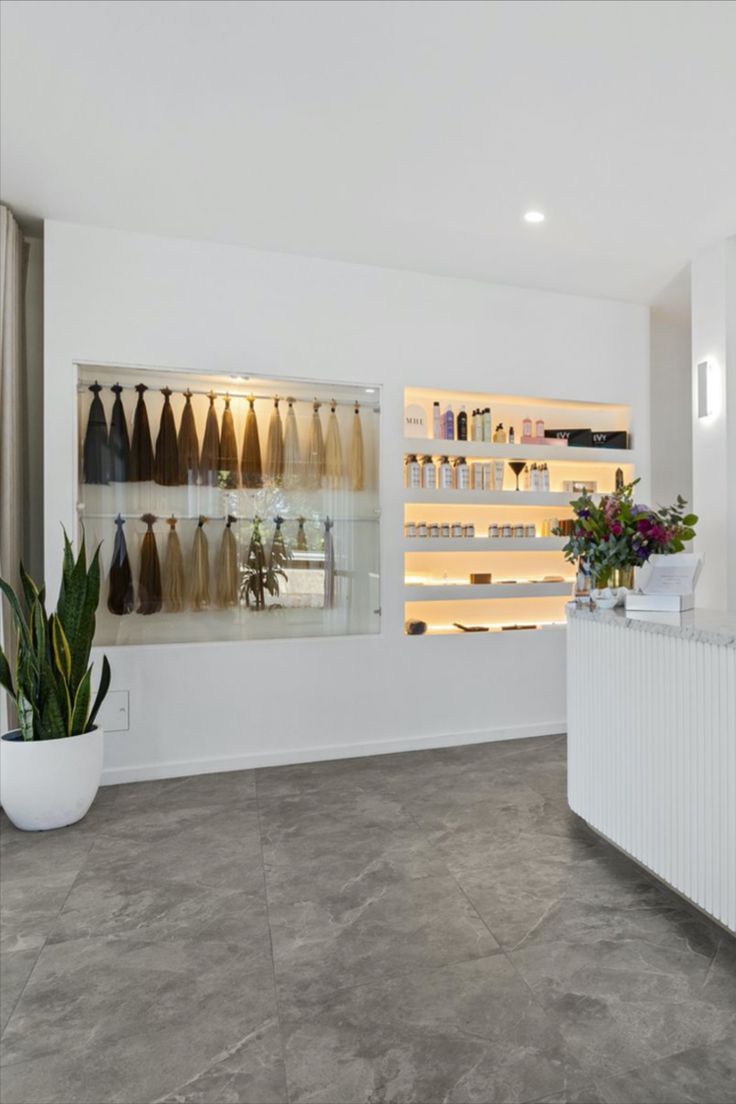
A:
<box><xmin>523</xmin><ymin>210</ymin><xmax>545</xmax><ymax>224</ymax></box>
<box><xmin>365</xmin><ymin>388</ymin><xmax>376</xmax><ymax>393</ymax></box>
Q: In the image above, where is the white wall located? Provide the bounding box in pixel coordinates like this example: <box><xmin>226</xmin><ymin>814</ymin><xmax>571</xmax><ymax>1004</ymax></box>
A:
<box><xmin>691</xmin><ymin>237</ymin><xmax>736</xmax><ymax>611</ymax></box>
<box><xmin>24</xmin><ymin>237</ymin><xmax>44</xmax><ymax>581</ymax></box>
<box><xmin>44</xmin><ymin>221</ymin><xmax>650</xmax><ymax>783</ymax></box>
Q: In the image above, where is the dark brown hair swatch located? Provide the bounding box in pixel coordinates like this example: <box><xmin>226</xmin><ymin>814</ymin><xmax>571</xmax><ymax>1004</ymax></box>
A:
<box><xmin>199</xmin><ymin>391</ymin><xmax>220</xmax><ymax>487</ymax></box>
<box><xmin>107</xmin><ymin>514</ymin><xmax>134</xmax><ymax>615</ymax></box>
<box><xmin>177</xmin><ymin>389</ymin><xmax>199</xmax><ymax>485</ymax></box>
<box><xmin>218</xmin><ymin>395</ymin><xmax>240</xmax><ymax>488</ymax></box>
<box><xmin>108</xmin><ymin>384</ymin><xmax>130</xmax><ymax>482</ymax></box>
<box><xmin>83</xmin><ymin>382</ymin><xmax>110</xmax><ymax>484</ymax></box>
<box><xmin>129</xmin><ymin>384</ymin><xmax>154</xmax><ymax>481</ymax></box>
<box><xmin>154</xmin><ymin>386</ymin><xmax>180</xmax><ymax>486</ymax></box>
<box><xmin>241</xmin><ymin>396</ymin><xmax>262</xmax><ymax>488</ymax></box>
<box><xmin>137</xmin><ymin>513</ymin><xmax>162</xmax><ymax>614</ymax></box>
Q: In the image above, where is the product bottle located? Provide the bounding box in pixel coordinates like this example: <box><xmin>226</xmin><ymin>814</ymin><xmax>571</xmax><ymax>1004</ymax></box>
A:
<box><xmin>421</xmin><ymin>455</ymin><xmax>437</xmax><ymax>489</ymax></box>
<box><xmin>530</xmin><ymin>463</ymin><xmax>538</xmax><ymax>492</ymax></box>
<box><xmin>508</xmin><ymin>426</ymin><xmax>515</xmax><ymax>444</ymax></box>
<box><xmin>483</xmin><ymin>408</ymin><xmax>492</xmax><ymax>442</ymax></box>
<box><xmin>457</xmin><ymin>405</ymin><xmax>468</xmax><ymax>441</ymax></box>
<box><xmin>522</xmin><ymin>416</ymin><xmax>533</xmax><ymax>439</ymax></box>
<box><xmin>439</xmin><ymin>456</ymin><xmax>454</xmax><ymax>489</ymax></box>
<box><xmin>493</xmin><ymin>423</ymin><xmax>507</xmax><ymax>444</ymax></box>
<box><xmin>432</xmin><ymin>401</ymin><xmax>443</xmax><ymax>440</ymax></box>
<box><xmin>444</xmin><ymin>404</ymin><xmax>455</xmax><ymax>440</ymax></box>
<box><xmin>406</xmin><ymin>454</ymin><xmax>421</xmax><ymax>489</ymax></box>
<box><xmin>456</xmin><ymin>457</ymin><xmax>470</xmax><ymax>489</ymax></box>
<box><xmin>542</xmin><ymin>463</ymin><xmax>550</xmax><ymax>492</ymax></box>
<box><xmin>535</xmin><ymin>418</ymin><xmax>545</xmax><ymax>439</ymax></box>
<box><xmin>615</xmin><ymin>467</ymin><xmax>624</xmax><ymax>491</ymax></box>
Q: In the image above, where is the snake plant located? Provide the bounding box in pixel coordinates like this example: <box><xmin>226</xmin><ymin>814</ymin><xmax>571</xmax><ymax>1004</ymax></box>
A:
<box><xmin>0</xmin><ymin>531</ymin><xmax>110</xmax><ymax>741</ymax></box>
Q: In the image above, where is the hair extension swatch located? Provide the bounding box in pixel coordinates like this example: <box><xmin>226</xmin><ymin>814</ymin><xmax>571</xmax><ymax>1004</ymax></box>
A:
<box><xmin>177</xmin><ymin>389</ymin><xmax>200</xmax><ymax>485</ymax></box>
<box><xmin>108</xmin><ymin>384</ymin><xmax>130</xmax><ymax>482</ymax></box>
<box><xmin>129</xmin><ymin>384</ymin><xmax>154</xmax><ymax>481</ymax></box>
<box><xmin>241</xmin><ymin>396</ymin><xmax>263</xmax><ymax>488</ymax></box>
<box><xmin>83</xmin><ymin>382</ymin><xmax>110</xmax><ymax>484</ymax></box>
<box><xmin>323</xmin><ymin>516</ymin><xmax>336</xmax><ymax>608</ymax></box>
<box><xmin>163</xmin><ymin>516</ymin><xmax>185</xmax><ymax>612</ymax></box>
<box><xmin>154</xmin><ymin>387</ymin><xmax>180</xmax><ymax>486</ymax></box>
<box><xmin>218</xmin><ymin>396</ymin><xmax>240</xmax><ymax>489</ymax></box>
<box><xmin>350</xmin><ymin>402</ymin><xmax>365</xmax><ymax>491</ymax></box>
<box><xmin>137</xmin><ymin>513</ymin><xmax>162</xmax><ymax>614</ymax></box>
<box><xmin>295</xmin><ymin>516</ymin><xmax>308</xmax><ymax>553</ymax></box>
<box><xmin>282</xmin><ymin>398</ymin><xmax>302</xmax><ymax>488</ymax></box>
<box><xmin>189</xmin><ymin>516</ymin><xmax>210</xmax><ymax>609</ymax></box>
<box><xmin>199</xmin><ymin>392</ymin><xmax>220</xmax><ymax>487</ymax></box>
<box><xmin>324</xmin><ymin>402</ymin><xmax>344</xmax><ymax>488</ymax></box>
<box><xmin>305</xmin><ymin>401</ymin><xmax>325</xmax><ymax>489</ymax></box>
<box><xmin>216</xmin><ymin>516</ymin><xmax>240</xmax><ymax>607</ymax></box>
<box><xmin>107</xmin><ymin>514</ymin><xmax>134</xmax><ymax>615</ymax></box>
<box><xmin>264</xmin><ymin>398</ymin><xmax>284</xmax><ymax>484</ymax></box>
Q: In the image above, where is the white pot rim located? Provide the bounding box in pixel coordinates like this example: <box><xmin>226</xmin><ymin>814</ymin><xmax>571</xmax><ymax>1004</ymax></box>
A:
<box><xmin>2</xmin><ymin>726</ymin><xmax>100</xmax><ymax>745</ymax></box>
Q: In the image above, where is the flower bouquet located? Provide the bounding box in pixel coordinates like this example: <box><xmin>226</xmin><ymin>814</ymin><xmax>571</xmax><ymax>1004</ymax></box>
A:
<box><xmin>555</xmin><ymin>480</ymin><xmax>697</xmax><ymax>605</ymax></box>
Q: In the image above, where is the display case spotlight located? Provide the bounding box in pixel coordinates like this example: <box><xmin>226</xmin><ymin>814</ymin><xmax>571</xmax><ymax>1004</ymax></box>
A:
<box><xmin>697</xmin><ymin>360</ymin><xmax>713</xmax><ymax>418</ymax></box>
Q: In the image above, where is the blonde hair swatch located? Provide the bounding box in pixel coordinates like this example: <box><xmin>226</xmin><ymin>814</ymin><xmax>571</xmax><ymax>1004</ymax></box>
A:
<box><xmin>241</xmin><ymin>396</ymin><xmax>263</xmax><ymax>488</ymax></box>
<box><xmin>324</xmin><ymin>402</ymin><xmax>344</xmax><ymax>488</ymax></box>
<box><xmin>163</xmin><ymin>516</ymin><xmax>185</xmax><ymax>612</ymax></box>
<box><xmin>189</xmin><ymin>516</ymin><xmax>210</xmax><ymax>610</ymax></box>
<box><xmin>305</xmin><ymin>401</ymin><xmax>325</xmax><ymax>489</ymax></box>
<box><xmin>264</xmin><ymin>397</ymin><xmax>284</xmax><ymax>484</ymax></box>
<box><xmin>216</xmin><ymin>516</ymin><xmax>240</xmax><ymax>608</ymax></box>
<box><xmin>349</xmin><ymin>402</ymin><xmax>364</xmax><ymax>491</ymax></box>
<box><xmin>282</xmin><ymin>398</ymin><xmax>302</xmax><ymax>489</ymax></box>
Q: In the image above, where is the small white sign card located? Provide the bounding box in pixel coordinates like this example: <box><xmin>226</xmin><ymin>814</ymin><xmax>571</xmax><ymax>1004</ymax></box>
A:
<box><xmin>404</xmin><ymin>403</ymin><xmax>428</xmax><ymax>438</ymax></box>
<box><xmin>638</xmin><ymin>553</ymin><xmax>703</xmax><ymax>596</ymax></box>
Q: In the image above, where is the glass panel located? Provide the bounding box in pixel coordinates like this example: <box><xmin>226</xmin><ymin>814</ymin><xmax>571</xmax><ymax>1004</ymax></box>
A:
<box><xmin>77</xmin><ymin>364</ymin><xmax>380</xmax><ymax>645</ymax></box>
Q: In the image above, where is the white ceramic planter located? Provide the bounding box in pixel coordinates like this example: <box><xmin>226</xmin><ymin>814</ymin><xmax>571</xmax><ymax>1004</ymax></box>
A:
<box><xmin>0</xmin><ymin>727</ymin><xmax>104</xmax><ymax>831</ymax></box>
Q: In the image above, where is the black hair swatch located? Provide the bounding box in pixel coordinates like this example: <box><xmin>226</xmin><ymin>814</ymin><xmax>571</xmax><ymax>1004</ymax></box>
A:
<box><xmin>83</xmin><ymin>382</ymin><xmax>110</xmax><ymax>484</ymax></box>
<box><xmin>107</xmin><ymin>515</ymin><xmax>134</xmax><ymax>615</ymax></box>
<box><xmin>108</xmin><ymin>385</ymin><xmax>130</xmax><ymax>482</ymax></box>
<box><xmin>129</xmin><ymin>384</ymin><xmax>154</xmax><ymax>481</ymax></box>
<box><xmin>154</xmin><ymin>387</ymin><xmax>180</xmax><ymax>486</ymax></box>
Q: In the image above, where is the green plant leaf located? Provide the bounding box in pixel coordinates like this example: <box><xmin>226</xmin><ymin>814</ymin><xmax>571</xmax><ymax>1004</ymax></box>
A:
<box><xmin>0</xmin><ymin>577</ymin><xmax>31</xmax><ymax>649</ymax></box>
<box><xmin>70</xmin><ymin>667</ymin><xmax>92</xmax><ymax>736</ymax></box>
<box><xmin>50</xmin><ymin>614</ymin><xmax>72</xmax><ymax>682</ymax></box>
<box><xmin>41</xmin><ymin>686</ymin><xmax>68</xmax><ymax>740</ymax></box>
<box><xmin>683</xmin><ymin>514</ymin><xmax>698</xmax><ymax>526</ymax></box>
<box><xmin>86</xmin><ymin>654</ymin><xmax>111</xmax><ymax>731</ymax></box>
<box><xmin>0</xmin><ymin>648</ymin><xmax>16</xmax><ymax>700</ymax></box>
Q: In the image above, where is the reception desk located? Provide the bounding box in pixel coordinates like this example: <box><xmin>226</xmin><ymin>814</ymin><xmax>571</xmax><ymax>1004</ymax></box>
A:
<box><xmin>567</xmin><ymin>604</ymin><xmax>736</xmax><ymax>933</ymax></box>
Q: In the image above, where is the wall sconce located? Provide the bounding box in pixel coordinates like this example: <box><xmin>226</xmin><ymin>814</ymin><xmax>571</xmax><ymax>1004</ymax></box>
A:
<box><xmin>697</xmin><ymin>360</ymin><xmax>713</xmax><ymax>418</ymax></box>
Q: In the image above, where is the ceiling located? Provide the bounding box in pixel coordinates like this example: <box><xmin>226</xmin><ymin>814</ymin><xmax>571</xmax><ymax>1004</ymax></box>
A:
<box><xmin>2</xmin><ymin>0</ymin><xmax>735</xmax><ymax>305</ymax></box>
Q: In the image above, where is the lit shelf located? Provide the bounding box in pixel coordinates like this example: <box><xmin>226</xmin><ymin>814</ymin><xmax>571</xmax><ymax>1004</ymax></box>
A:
<box><xmin>403</xmin><ymin>489</ymin><xmax>587</xmax><ymax>506</ymax></box>
<box><xmin>404</xmin><ymin>582</ymin><xmax>572</xmax><ymax>600</ymax></box>
<box><xmin>404</xmin><ymin>438</ymin><xmax>634</xmax><ymax>465</ymax></box>
<box><xmin>403</xmin><ymin>537</ymin><xmax>566</xmax><ymax>552</ymax></box>
<box><xmin>407</xmin><ymin>622</ymin><xmax>567</xmax><ymax>637</ymax></box>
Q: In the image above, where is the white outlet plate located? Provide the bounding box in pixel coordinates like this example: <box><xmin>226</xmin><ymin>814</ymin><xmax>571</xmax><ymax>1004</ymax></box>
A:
<box><xmin>98</xmin><ymin>690</ymin><xmax>129</xmax><ymax>733</ymax></box>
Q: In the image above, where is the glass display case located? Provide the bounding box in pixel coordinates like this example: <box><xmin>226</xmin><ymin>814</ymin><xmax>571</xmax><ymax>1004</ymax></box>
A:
<box><xmin>76</xmin><ymin>364</ymin><xmax>381</xmax><ymax>645</ymax></box>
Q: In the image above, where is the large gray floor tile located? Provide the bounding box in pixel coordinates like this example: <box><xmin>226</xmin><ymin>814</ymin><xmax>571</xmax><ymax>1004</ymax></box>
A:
<box><xmin>280</xmin><ymin>955</ymin><xmax>588</xmax><ymax>1104</ymax></box>
<box><xmin>258</xmin><ymin>784</ymin><xmax>414</xmax><ymax>842</ymax></box>
<box><xmin>269</xmin><ymin>871</ymin><xmax>499</xmax><ymax>1005</ymax></box>
<box><xmin>0</xmin><ymin>935</ymin><xmax>281</xmax><ymax>1104</ymax></box>
<box><xmin>0</xmin><ymin>950</ymin><xmax>38</xmax><ymax>1033</ymax></box>
<box><xmin>510</xmin><ymin>931</ymin><xmax>736</xmax><ymax>1080</ymax></box>
<box><xmin>154</xmin><ymin>1019</ymin><xmax>287</xmax><ymax>1103</ymax></box>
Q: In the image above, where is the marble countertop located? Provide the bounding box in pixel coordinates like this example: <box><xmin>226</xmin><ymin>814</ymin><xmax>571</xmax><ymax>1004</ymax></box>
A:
<box><xmin>566</xmin><ymin>603</ymin><xmax>736</xmax><ymax>647</ymax></box>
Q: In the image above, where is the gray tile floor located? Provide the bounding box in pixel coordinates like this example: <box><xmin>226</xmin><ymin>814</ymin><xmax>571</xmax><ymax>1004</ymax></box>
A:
<box><xmin>1</xmin><ymin>734</ymin><xmax>734</xmax><ymax>1104</ymax></box>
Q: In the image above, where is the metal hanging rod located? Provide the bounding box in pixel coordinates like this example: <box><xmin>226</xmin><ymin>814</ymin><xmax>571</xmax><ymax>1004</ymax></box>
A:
<box><xmin>75</xmin><ymin>383</ymin><xmax>380</xmax><ymax>411</ymax></box>
<box><xmin>78</xmin><ymin>512</ymin><xmax>379</xmax><ymax>524</ymax></box>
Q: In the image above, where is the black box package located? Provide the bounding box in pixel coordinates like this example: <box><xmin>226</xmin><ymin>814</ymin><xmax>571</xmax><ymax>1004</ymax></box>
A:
<box><xmin>544</xmin><ymin>428</ymin><xmax>593</xmax><ymax>447</ymax></box>
<box><xmin>589</xmin><ymin>430</ymin><xmax>628</xmax><ymax>449</ymax></box>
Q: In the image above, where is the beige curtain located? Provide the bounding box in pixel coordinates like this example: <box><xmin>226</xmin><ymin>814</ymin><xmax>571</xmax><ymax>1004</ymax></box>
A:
<box><xmin>0</xmin><ymin>204</ymin><xmax>29</xmax><ymax>734</ymax></box>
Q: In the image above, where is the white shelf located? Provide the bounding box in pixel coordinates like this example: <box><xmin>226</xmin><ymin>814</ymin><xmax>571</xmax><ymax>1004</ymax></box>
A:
<box><xmin>404</xmin><ymin>582</ymin><xmax>572</xmax><ymax>600</ymax></box>
<box><xmin>403</xmin><ymin>537</ymin><xmax>566</xmax><ymax>552</ymax></box>
<box><xmin>404</xmin><ymin>438</ymin><xmax>633</xmax><ymax>465</ymax></box>
<box><xmin>403</xmin><ymin>489</ymin><xmax>586</xmax><ymax>506</ymax></box>
<box><xmin>407</xmin><ymin>623</ymin><xmax>567</xmax><ymax>637</ymax></box>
